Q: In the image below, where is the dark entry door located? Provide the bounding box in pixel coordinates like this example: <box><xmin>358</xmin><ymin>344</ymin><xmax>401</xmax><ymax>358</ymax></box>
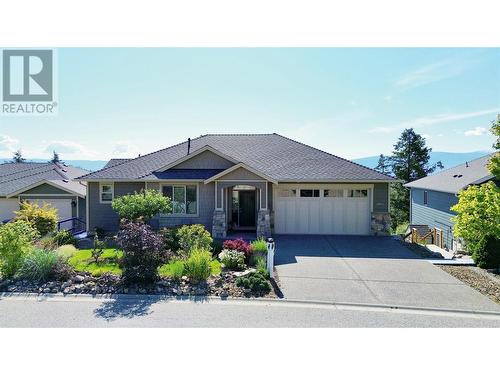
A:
<box><xmin>239</xmin><ymin>190</ymin><xmax>256</xmax><ymax>227</ymax></box>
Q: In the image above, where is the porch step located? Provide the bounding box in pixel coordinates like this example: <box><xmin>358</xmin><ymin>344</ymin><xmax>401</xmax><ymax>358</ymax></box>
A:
<box><xmin>426</xmin><ymin>244</ymin><xmax>454</xmax><ymax>260</ymax></box>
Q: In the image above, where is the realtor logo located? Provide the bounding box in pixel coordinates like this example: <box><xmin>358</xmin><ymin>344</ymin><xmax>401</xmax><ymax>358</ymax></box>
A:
<box><xmin>1</xmin><ymin>49</ymin><xmax>57</xmax><ymax>115</ymax></box>
<box><xmin>2</xmin><ymin>50</ymin><xmax>53</xmax><ymax>101</ymax></box>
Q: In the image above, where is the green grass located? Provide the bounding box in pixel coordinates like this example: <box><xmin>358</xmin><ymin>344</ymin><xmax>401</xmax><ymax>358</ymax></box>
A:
<box><xmin>68</xmin><ymin>249</ymin><xmax>123</xmax><ymax>276</ymax></box>
<box><xmin>158</xmin><ymin>259</ymin><xmax>221</xmax><ymax>279</ymax></box>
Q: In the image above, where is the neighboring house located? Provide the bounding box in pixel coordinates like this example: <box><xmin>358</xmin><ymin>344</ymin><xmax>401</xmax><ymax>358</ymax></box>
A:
<box><xmin>0</xmin><ymin>162</ymin><xmax>88</xmax><ymax>230</ymax></box>
<box><xmin>78</xmin><ymin>134</ymin><xmax>394</xmax><ymax>238</ymax></box>
<box><xmin>404</xmin><ymin>154</ymin><xmax>496</xmax><ymax>251</ymax></box>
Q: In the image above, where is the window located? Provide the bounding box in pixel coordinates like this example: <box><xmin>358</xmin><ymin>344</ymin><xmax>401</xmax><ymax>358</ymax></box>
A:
<box><xmin>347</xmin><ymin>189</ymin><xmax>368</xmax><ymax>198</ymax></box>
<box><xmin>279</xmin><ymin>189</ymin><xmax>297</xmax><ymax>197</ymax></box>
<box><xmin>424</xmin><ymin>191</ymin><xmax>428</xmax><ymax>205</ymax></box>
<box><xmin>300</xmin><ymin>189</ymin><xmax>320</xmax><ymax>197</ymax></box>
<box><xmin>100</xmin><ymin>183</ymin><xmax>113</xmax><ymax>203</ymax></box>
<box><xmin>161</xmin><ymin>184</ymin><xmax>198</xmax><ymax>215</ymax></box>
<box><xmin>324</xmin><ymin>189</ymin><xmax>344</xmax><ymax>198</ymax></box>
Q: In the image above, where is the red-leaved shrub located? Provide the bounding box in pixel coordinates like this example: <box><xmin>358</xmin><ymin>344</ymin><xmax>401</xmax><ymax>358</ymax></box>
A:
<box><xmin>223</xmin><ymin>238</ymin><xmax>252</xmax><ymax>257</ymax></box>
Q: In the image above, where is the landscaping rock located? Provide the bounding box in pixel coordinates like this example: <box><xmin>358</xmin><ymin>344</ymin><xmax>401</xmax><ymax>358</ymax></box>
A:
<box><xmin>72</xmin><ymin>275</ymin><xmax>85</xmax><ymax>283</ymax></box>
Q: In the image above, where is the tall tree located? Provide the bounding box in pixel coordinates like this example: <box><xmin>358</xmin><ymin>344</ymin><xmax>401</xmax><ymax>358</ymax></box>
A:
<box><xmin>12</xmin><ymin>150</ymin><xmax>25</xmax><ymax>163</ymax></box>
<box><xmin>488</xmin><ymin>114</ymin><xmax>500</xmax><ymax>179</ymax></box>
<box><xmin>374</xmin><ymin>154</ymin><xmax>391</xmax><ymax>175</ymax></box>
<box><xmin>51</xmin><ymin>151</ymin><xmax>60</xmax><ymax>163</ymax></box>
<box><xmin>389</xmin><ymin>128</ymin><xmax>443</xmax><ymax>228</ymax></box>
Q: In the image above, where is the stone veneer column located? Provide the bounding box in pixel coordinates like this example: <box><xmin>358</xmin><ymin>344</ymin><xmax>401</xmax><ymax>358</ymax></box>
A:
<box><xmin>256</xmin><ymin>209</ymin><xmax>272</xmax><ymax>238</ymax></box>
<box><xmin>212</xmin><ymin>210</ymin><xmax>227</xmax><ymax>238</ymax></box>
<box><xmin>371</xmin><ymin>212</ymin><xmax>391</xmax><ymax>236</ymax></box>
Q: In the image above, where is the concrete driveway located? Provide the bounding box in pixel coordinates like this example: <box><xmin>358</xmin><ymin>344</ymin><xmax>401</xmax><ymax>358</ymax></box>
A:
<box><xmin>274</xmin><ymin>235</ymin><xmax>500</xmax><ymax>312</ymax></box>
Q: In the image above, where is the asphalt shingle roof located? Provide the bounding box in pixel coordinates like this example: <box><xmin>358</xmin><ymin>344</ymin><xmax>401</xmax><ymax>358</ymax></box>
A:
<box><xmin>0</xmin><ymin>162</ymin><xmax>88</xmax><ymax>197</ymax></box>
<box><xmin>404</xmin><ymin>154</ymin><xmax>495</xmax><ymax>194</ymax></box>
<box><xmin>78</xmin><ymin>134</ymin><xmax>394</xmax><ymax>182</ymax></box>
<box><xmin>104</xmin><ymin>159</ymin><xmax>131</xmax><ymax>169</ymax></box>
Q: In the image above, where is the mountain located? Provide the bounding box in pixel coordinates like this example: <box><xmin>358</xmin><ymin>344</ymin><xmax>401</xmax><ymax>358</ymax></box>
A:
<box><xmin>353</xmin><ymin>151</ymin><xmax>491</xmax><ymax>171</ymax></box>
<box><xmin>0</xmin><ymin>159</ymin><xmax>108</xmax><ymax>171</ymax></box>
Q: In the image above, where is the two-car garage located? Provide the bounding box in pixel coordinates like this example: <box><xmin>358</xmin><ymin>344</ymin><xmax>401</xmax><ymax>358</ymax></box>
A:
<box><xmin>274</xmin><ymin>184</ymin><xmax>373</xmax><ymax>235</ymax></box>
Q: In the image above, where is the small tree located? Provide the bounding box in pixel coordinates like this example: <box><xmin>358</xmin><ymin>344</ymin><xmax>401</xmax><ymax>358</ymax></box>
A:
<box><xmin>374</xmin><ymin>154</ymin><xmax>391</xmax><ymax>175</ymax></box>
<box><xmin>116</xmin><ymin>221</ymin><xmax>168</xmax><ymax>283</ymax></box>
<box><xmin>51</xmin><ymin>151</ymin><xmax>60</xmax><ymax>163</ymax></box>
<box><xmin>12</xmin><ymin>150</ymin><xmax>25</xmax><ymax>163</ymax></box>
<box><xmin>451</xmin><ymin>182</ymin><xmax>500</xmax><ymax>260</ymax></box>
<box><xmin>488</xmin><ymin>114</ymin><xmax>500</xmax><ymax>179</ymax></box>
<box><xmin>111</xmin><ymin>189</ymin><xmax>171</xmax><ymax>222</ymax></box>
<box><xmin>91</xmin><ymin>233</ymin><xmax>105</xmax><ymax>263</ymax></box>
<box><xmin>14</xmin><ymin>201</ymin><xmax>58</xmax><ymax>236</ymax></box>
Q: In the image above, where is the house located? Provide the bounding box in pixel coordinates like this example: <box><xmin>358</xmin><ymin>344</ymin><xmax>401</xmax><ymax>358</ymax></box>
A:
<box><xmin>78</xmin><ymin>134</ymin><xmax>394</xmax><ymax>238</ymax></box>
<box><xmin>0</xmin><ymin>162</ymin><xmax>88</xmax><ymax>230</ymax></box>
<box><xmin>404</xmin><ymin>154</ymin><xmax>496</xmax><ymax>251</ymax></box>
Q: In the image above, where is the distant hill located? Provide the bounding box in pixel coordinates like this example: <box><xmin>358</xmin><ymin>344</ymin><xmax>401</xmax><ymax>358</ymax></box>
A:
<box><xmin>353</xmin><ymin>151</ymin><xmax>491</xmax><ymax>171</ymax></box>
<box><xmin>0</xmin><ymin>159</ymin><xmax>108</xmax><ymax>171</ymax></box>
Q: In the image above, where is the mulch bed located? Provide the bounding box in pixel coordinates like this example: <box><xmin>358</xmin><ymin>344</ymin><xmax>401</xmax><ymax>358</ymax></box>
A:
<box><xmin>438</xmin><ymin>265</ymin><xmax>500</xmax><ymax>304</ymax></box>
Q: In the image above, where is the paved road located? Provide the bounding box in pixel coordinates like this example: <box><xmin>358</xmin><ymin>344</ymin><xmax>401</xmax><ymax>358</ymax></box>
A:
<box><xmin>1</xmin><ymin>294</ymin><xmax>500</xmax><ymax>327</ymax></box>
<box><xmin>274</xmin><ymin>235</ymin><xmax>500</xmax><ymax>312</ymax></box>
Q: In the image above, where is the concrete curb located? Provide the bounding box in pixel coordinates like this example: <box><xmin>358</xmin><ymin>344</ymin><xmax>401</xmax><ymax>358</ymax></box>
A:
<box><xmin>2</xmin><ymin>292</ymin><xmax>500</xmax><ymax>319</ymax></box>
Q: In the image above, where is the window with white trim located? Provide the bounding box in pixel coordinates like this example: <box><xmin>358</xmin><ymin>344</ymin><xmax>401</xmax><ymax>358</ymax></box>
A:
<box><xmin>100</xmin><ymin>183</ymin><xmax>114</xmax><ymax>203</ymax></box>
<box><xmin>324</xmin><ymin>189</ymin><xmax>344</xmax><ymax>198</ymax></box>
<box><xmin>347</xmin><ymin>189</ymin><xmax>368</xmax><ymax>198</ymax></box>
<box><xmin>162</xmin><ymin>184</ymin><xmax>198</xmax><ymax>215</ymax></box>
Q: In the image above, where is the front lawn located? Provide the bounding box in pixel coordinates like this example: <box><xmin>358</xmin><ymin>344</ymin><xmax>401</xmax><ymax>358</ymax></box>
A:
<box><xmin>68</xmin><ymin>249</ymin><xmax>123</xmax><ymax>276</ymax></box>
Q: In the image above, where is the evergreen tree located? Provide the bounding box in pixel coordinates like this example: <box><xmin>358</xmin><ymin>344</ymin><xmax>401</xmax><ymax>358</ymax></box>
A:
<box><xmin>12</xmin><ymin>150</ymin><xmax>25</xmax><ymax>163</ymax></box>
<box><xmin>488</xmin><ymin>114</ymin><xmax>500</xmax><ymax>179</ymax></box>
<box><xmin>51</xmin><ymin>151</ymin><xmax>60</xmax><ymax>163</ymax></box>
<box><xmin>374</xmin><ymin>154</ymin><xmax>391</xmax><ymax>175</ymax></box>
<box><xmin>389</xmin><ymin>128</ymin><xmax>443</xmax><ymax>228</ymax></box>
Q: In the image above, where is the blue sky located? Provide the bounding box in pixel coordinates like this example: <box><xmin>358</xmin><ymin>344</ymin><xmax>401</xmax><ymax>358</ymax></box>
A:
<box><xmin>0</xmin><ymin>48</ymin><xmax>499</xmax><ymax>160</ymax></box>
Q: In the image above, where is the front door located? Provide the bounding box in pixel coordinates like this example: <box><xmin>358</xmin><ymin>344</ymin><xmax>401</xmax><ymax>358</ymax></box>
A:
<box><xmin>239</xmin><ymin>190</ymin><xmax>256</xmax><ymax>228</ymax></box>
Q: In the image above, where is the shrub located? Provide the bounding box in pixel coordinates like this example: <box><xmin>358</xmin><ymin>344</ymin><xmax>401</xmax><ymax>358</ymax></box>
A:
<box><xmin>159</xmin><ymin>227</ymin><xmax>181</xmax><ymax>252</ymax></box>
<box><xmin>184</xmin><ymin>248</ymin><xmax>212</xmax><ymax>281</ymax></box>
<box><xmin>91</xmin><ymin>234</ymin><xmax>105</xmax><ymax>263</ymax></box>
<box><xmin>236</xmin><ymin>272</ymin><xmax>271</xmax><ymax>295</ymax></box>
<box><xmin>473</xmin><ymin>237</ymin><xmax>500</xmax><ymax>269</ymax></box>
<box><xmin>116</xmin><ymin>221</ymin><xmax>166</xmax><ymax>283</ymax></box>
<box><xmin>223</xmin><ymin>238</ymin><xmax>252</xmax><ymax>257</ymax></box>
<box><xmin>17</xmin><ymin>249</ymin><xmax>58</xmax><ymax>282</ymax></box>
<box><xmin>177</xmin><ymin>224</ymin><xmax>213</xmax><ymax>255</ymax></box>
<box><xmin>51</xmin><ymin>257</ymin><xmax>74</xmax><ymax>281</ymax></box>
<box><xmin>37</xmin><ymin>235</ymin><xmax>58</xmax><ymax>250</ymax></box>
<box><xmin>112</xmin><ymin>189</ymin><xmax>171</xmax><ymax>221</ymax></box>
<box><xmin>158</xmin><ymin>260</ymin><xmax>185</xmax><ymax>280</ymax></box>
<box><xmin>211</xmin><ymin>240</ymin><xmax>224</xmax><ymax>257</ymax></box>
<box><xmin>255</xmin><ymin>256</ymin><xmax>269</xmax><ymax>278</ymax></box>
<box><xmin>53</xmin><ymin>230</ymin><xmax>77</xmax><ymax>246</ymax></box>
<box><xmin>218</xmin><ymin>249</ymin><xmax>245</xmax><ymax>270</ymax></box>
<box><xmin>250</xmin><ymin>238</ymin><xmax>267</xmax><ymax>255</ymax></box>
<box><xmin>14</xmin><ymin>201</ymin><xmax>57</xmax><ymax>236</ymax></box>
<box><xmin>0</xmin><ymin>221</ymin><xmax>38</xmax><ymax>278</ymax></box>
<box><xmin>55</xmin><ymin>244</ymin><xmax>78</xmax><ymax>259</ymax></box>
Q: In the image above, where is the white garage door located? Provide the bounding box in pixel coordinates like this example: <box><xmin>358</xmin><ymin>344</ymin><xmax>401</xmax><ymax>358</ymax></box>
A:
<box><xmin>0</xmin><ymin>198</ymin><xmax>20</xmax><ymax>222</ymax></box>
<box><xmin>274</xmin><ymin>186</ymin><xmax>371</xmax><ymax>235</ymax></box>
<box><xmin>26</xmin><ymin>199</ymin><xmax>73</xmax><ymax>230</ymax></box>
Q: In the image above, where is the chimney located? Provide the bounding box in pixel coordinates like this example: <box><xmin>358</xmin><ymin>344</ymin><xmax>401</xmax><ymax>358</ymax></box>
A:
<box><xmin>187</xmin><ymin>138</ymin><xmax>191</xmax><ymax>155</ymax></box>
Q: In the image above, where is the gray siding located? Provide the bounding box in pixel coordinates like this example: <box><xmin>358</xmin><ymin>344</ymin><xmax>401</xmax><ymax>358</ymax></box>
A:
<box><xmin>78</xmin><ymin>197</ymin><xmax>86</xmax><ymax>222</ymax></box>
<box><xmin>373</xmin><ymin>183</ymin><xmax>389</xmax><ymax>213</ymax></box>
<box><xmin>87</xmin><ymin>182</ymin><xmax>145</xmax><ymax>233</ymax></box>
<box><xmin>158</xmin><ymin>182</ymin><xmax>215</xmax><ymax>230</ymax></box>
<box><xmin>411</xmin><ymin>188</ymin><xmax>458</xmax><ymax>249</ymax></box>
<box><xmin>172</xmin><ymin>150</ymin><xmax>235</xmax><ymax>169</ymax></box>
<box><xmin>22</xmin><ymin>183</ymin><xmax>72</xmax><ymax>195</ymax></box>
<box><xmin>218</xmin><ymin>167</ymin><xmax>262</xmax><ymax>180</ymax></box>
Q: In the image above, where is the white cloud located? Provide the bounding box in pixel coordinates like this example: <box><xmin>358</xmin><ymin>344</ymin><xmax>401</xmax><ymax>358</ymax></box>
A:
<box><xmin>369</xmin><ymin>108</ymin><xmax>500</xmax><ymax>134</ymax></box>
<box><xmin>44</xmin><ymin>141</ymin><xmax>98</xmax><ymax>159</ymax></box>
<box><xmin>0</xmin><ymin>134</ymin><xmax>19</xmax><ymax>154</ymax></box>
<box><xmin>112</xmin><ymin>141</ymin><xmax>140</xmax><ymax>157</ymax></box>
<box><xmin>464</xmin><ymin>127</ymin><xmax>488</xmax><ymax>136</ymax></box>
<box><xmin>396</xmin><ymin>59</ymin><xmax>469</xmax><ymax>89</ymax></box>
